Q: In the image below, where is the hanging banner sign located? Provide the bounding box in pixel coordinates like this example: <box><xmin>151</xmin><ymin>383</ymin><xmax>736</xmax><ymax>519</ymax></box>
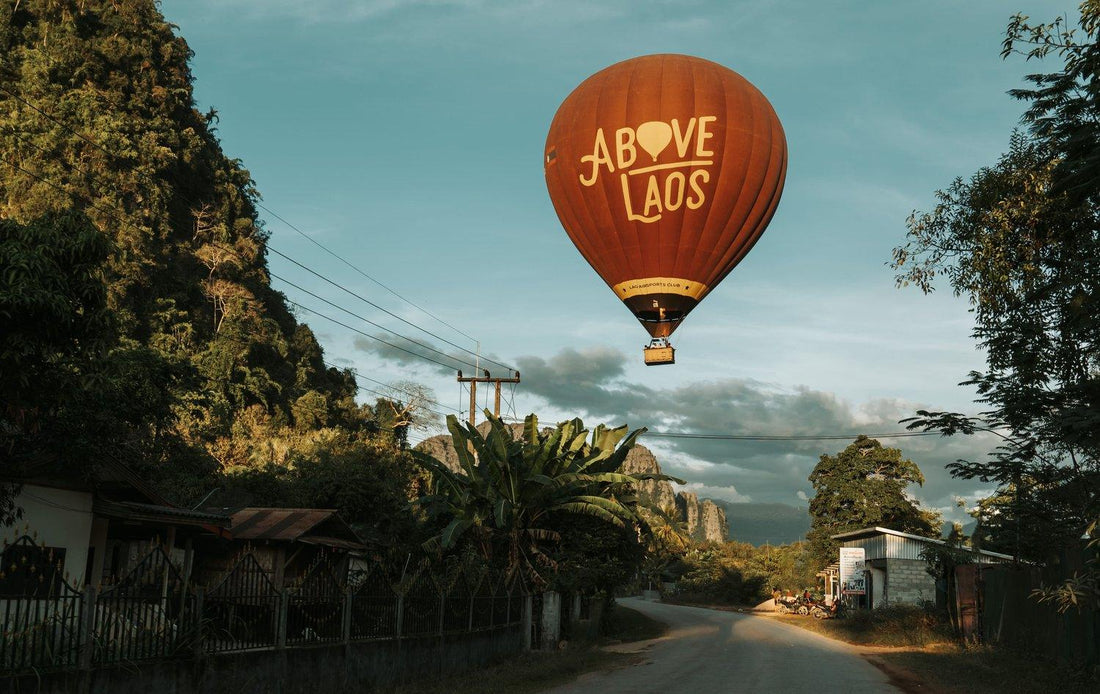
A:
<box><xmin>839</xmin><ymin>547</ymin><xmax>866</xmax><ymax>595</ymax></box>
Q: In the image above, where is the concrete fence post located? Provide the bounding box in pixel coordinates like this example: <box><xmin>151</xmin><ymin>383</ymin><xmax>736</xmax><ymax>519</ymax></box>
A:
<box><xmin>193</xmin><ymin>587</ymin><xmax>205</xmax><ymax>659</ymax></box>
<box><xmin>522</xmin><ymin>595</ymin><xmax>533</xmax><ymax>650</ymax></box>
<box><xmin>396</xmin><ymin>593</ymin><xmax>405</xmax><ymax>638</ymax></box>
<box><xmin>342</xmin><ymin>588</ymin><xmax>353</xmax><ymax>644</ymax></box>
<box><xmin>540</xmin><ymin>591</ymin><xmax>561</xmax><ymax>650</ymax></box>
<box><xmin>439</xmin><ymin>591</ymin><xmax>446</xmax><ymax>636</ymax></box>
<box><xmin>78</xmin><ymin>585</ymin><xmax>96</xmax><ymax>670</ymax></box>
<box><xmin>277</xmin><ymin>589</ymin><xmax>288</xmax><ymax>648</ymax></box>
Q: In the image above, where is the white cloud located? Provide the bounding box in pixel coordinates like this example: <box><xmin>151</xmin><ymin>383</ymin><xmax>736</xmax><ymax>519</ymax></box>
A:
<box><xmin>675</xmin><ymin>482</ymin><xmax>752</xmax><ymax>504</ymax></box>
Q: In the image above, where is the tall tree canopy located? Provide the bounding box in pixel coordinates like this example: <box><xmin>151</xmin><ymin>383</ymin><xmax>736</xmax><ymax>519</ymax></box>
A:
<box><xmin>893</xmin><ymin>2</ymin><xmax>1100</xmax><ymax>561</ymax></box>
<box><xmin>0</xmin><ymin>0</ymin><xmax>416</xmax><ymax>532</ymax></box>
<box><xmin>807</xmin><ymin>436</ymin><xmax>941</xmax><ymax>569</ymax></box>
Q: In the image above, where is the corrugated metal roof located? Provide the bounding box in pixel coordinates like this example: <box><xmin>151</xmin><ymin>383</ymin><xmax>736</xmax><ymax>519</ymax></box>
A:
<box><xmin>94</xmin><ymin>499</ymin><xmax>231</xmax><ymax>527</ymax></box>
<box><xmin>831</xmin><ymin>526</ymin><xmax>1015</xmax><ymax>562</ymax></box>
<box><xmin>229</xmin><ymin>508</ymin><xmax>339</xmax><ymax>541</ymax></box>
<box><xmin>228</xmin><ymin>508</ymin><xmax>365</xmax><ymax>550</ymax></box>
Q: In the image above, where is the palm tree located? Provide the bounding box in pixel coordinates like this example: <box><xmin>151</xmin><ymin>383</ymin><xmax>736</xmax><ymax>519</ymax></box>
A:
<box><xmin>412</xmin><ymin>412</ymin><xmax>677</xmax><ymax>588</ymax></box>
<box><xmin>642</xmin><ymin>503</ymin><xmax>691</xmax><ymax>554</ymax></box>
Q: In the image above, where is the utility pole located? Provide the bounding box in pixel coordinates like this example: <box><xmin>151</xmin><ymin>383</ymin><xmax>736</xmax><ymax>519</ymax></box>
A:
<box><xmin>457</xmin><ymin>370</ymin><xmax>521</xmax><ymax>426</ymax></box>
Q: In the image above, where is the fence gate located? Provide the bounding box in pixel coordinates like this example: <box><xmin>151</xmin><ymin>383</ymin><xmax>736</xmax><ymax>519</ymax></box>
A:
<box><xmin>93</xmin><ymin>542</ymin><xmax>194</xmax><ymax>664</ymax></box>
<box><xmin>0</xmin><ymin>535</ymin><xmax>84</xmax><ymax>672</ymax></box>
<box><xmin>402</xmin><ymin>568</ymin><xmax>442</xmax><ymax>637</ymax></box>
<box><xmin>287</xmin><ymin>554</ymin><xmax>344</xmax><ymax>644</ymax></box>
<box><xmin>204</xmin><ymin>551</ymin><xmax>280</xmax><ymax>651</ymax></box>
<box><xmin>349</xmin><ymin>566</ymin><xmax>398</xmax><ymax>640</ymax></box>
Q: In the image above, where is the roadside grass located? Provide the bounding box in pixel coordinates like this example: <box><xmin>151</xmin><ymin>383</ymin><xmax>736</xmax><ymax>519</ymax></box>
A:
<box><xmin>386</xmin><ymin>603</ymin><xmax>667</xmax><ymax>694</ymax></box>
<box><xmin>775</xmin><ymin>604</ymin><xmax>952</xmax><ymax>647</ymax></box>
<box><xmin>772</xmin><ymin>606</ymin><xmax>1098</xmax><ymax>693</ymax></box>
<box><xmin>874</xmin><ymin>644</ymin><xmax>1099</xmax><ymax>694</ymax></box>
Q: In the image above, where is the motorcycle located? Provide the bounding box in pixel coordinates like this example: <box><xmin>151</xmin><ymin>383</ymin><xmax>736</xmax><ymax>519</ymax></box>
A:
<box><xmin>811</xmin><ymin>601</ymin><xmax>844</xmax><ymax>619</ymax></box>
<box><xmin>775</xmin><ymin>595</ymin><xmax>800</xmax><ymax>614</ymax></box>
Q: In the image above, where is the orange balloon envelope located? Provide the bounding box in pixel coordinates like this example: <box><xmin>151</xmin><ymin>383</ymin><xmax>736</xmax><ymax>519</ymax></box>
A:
<box><xmin>544</xmin><ymin>54</ymin><xmax>787</xmax><ymax>350</ymax></box>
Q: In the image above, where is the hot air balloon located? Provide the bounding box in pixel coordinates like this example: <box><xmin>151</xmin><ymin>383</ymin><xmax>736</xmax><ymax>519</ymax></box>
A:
<box><xmin>544</xmin><ymin>54</ymin><xmax>787</xmax><ymax>365</ymax></box>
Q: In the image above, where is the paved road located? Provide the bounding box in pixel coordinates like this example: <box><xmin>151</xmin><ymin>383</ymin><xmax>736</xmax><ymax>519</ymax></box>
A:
<box><xmin>547</xmin><ymin>598</ymin><xmax>899</xmax><ymax>693</ymax></box>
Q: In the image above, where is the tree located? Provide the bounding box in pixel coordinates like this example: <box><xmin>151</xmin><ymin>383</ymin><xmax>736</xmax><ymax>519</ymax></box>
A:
<box><xmin>892</xmin><ymin>3</ymin><xmax>1100</xmax><ymax>561</ymax></box>
<box><xmin>807</xmin><ymin>436</ymin><xmax>941</xmax><ymax>568</ymax></box>
<box><xmin>371</xmin><ymin>381</ymin><xmax>441</xmax><ymax>449</ymax></box>
<box><xmin>412</xmin><ymin>412</ymin><xmax>673</xmax><ymax>588</ymax></box>
<box><xmin>1</xmin><ymin>211</ymin><xmax>111</xmax><ymax>524</ymax></box>
<box><xmin>0</xmin><ymin>1</ymin><xmax>417</xmax><ymax>516</ymax></box>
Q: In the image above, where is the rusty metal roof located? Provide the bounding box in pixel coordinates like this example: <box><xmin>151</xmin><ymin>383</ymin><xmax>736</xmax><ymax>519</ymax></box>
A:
<box><xmin>228</xmin><ymin>508</ymin><xmax>365</xmax><ymax>550</ymax></box>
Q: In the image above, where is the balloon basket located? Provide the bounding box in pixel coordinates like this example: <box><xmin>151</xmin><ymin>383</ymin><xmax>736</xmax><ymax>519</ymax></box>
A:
<box><xmin>643</xmin><ymin>339</ymin><xmax>675</xmax><ymax>366</ymax></box>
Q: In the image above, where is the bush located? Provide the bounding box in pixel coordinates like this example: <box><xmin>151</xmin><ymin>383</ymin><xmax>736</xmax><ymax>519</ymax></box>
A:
<box><xmin>836</xmin><ymin>604</ymin><xmax>953</xmax><ymax>647</ymax></box>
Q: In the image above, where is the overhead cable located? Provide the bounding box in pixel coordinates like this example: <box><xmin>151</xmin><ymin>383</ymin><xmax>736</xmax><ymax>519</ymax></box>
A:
<box><xmin>284</xmin><ymin>299</ymin><xmax>464</xmax><ymax>373</ymax></box>
<box><xmin>271</xmin><ymin>271</ymin><xmax>487</xmax><ymax>373</ymax></box>
<box><xmin>643</xmin><ymin>430</ymin><xmax>946</xmax><ymax>441</ymax></box>
<box><xmin>1</xmin><ymin>84</ymin><xmax>511</xmax><ymax>373</ymax></box>
<box><xmin>2</xmin><ymin>130</ymin><xmax>491</xmax><ymax>378</ymax></box>
<box><xmin>265</xmin><ymin>244</ymin><xmax>516</xmax><ymax>375</ymax></box>
<box><xmin>254</xmin><ymin>201</ymin><xmax>479</xmax><ymax>346</ymax></box>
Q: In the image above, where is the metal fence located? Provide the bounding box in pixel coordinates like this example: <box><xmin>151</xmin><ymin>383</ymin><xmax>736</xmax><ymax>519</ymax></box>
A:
<box><xmin>0</xmin><ymin>535</ymin><xmax>527</xmax><ymax>676</ymax></box>
<box><xmin>959</xmin><ymin>544</ymin><xmax>1099</xmax><ymax>667</ymax></box>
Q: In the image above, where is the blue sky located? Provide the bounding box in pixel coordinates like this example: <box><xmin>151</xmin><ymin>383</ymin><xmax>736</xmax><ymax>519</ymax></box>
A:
<box><xmin>161</xmin><ymin>0</ymin><xmax>1075</xmax><ymax>524</ymax></box>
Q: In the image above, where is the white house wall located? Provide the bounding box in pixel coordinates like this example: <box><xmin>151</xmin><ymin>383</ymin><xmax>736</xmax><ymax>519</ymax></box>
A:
<box><xmin>10</xmin><ymin>484</ymin><xmax>94</xmax><ymax>584</ymax></box>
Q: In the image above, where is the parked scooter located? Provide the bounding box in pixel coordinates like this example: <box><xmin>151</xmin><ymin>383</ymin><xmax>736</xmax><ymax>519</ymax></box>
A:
<box><xmin>775</xmin><ymin>595</ymin><xmax>800</xmax><ymax>614</ymax></box>
<box><xmin>811</xmin><ymin>601</ymin><xmax>844</xmax><ymax>619</ymax></box>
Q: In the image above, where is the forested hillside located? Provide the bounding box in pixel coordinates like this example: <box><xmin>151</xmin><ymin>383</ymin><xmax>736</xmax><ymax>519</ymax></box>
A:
<box><xmin>0</xmin><ymin>0</ymin><xmax>416</xmax><ymax>542</ymax></box>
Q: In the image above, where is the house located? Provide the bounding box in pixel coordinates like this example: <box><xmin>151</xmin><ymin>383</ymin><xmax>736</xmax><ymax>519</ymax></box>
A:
<box><xmin>3</xmin><ymin>460</ymin><xmax>230</xmax><ymax>588</ymax></box>
<box><xmin>196</xmin><ymin>507</ymin><xmax>369</xmax><ymax>588</ymax></box>
<box><xmin>831</xmin><ymin>526</ymin><xmax>1014</xmax><ymax>608</ymax></box>
<box><xmin>5</xmin><ymin>462</ymin><xmax>368</xmax><ymax>595</ymax></box>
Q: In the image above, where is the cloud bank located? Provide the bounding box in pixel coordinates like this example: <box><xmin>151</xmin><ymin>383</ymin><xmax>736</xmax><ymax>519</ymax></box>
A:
<box><xmin>513</xmin><ymin>346</ymin><xmax>998</xmax><ymax>521</ymax></box>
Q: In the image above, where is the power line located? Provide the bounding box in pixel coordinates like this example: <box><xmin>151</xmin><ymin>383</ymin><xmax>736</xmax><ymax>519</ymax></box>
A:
<box><xmin>493</xmin><ymin>416</ymin><xmax>950</xmax><ymax>442</ymax></box>
<box><xmin>1</xmin><ymin>82</ymin><xmax>499</xmax><ymax>365</ymax></box>
<box><xmin>353</xmin><ymin>383</ymin><xmax>453</xmax><ymax>420</ymax></box>
<box><xmin>643</xmin><ymin>431</ymin><xmax>946</xmax><ymax>441</ymax></box>
<box><xmin>284</xmin><ymin>298</ymin><xmax>465</xmax><ymax>373</ymax></box>
<box><xmin>325</xmin><ymin>360</ymin><xmax>460</xmax><ymax>414</ymax></box>
<box><xmin>270</xmin><ymin>271</ymin><xmax>488</xmax><ymax>373</ymax></box>
<box><xmin>254</xmin><ymin>201</ymin><xmax>479</xmax><ymax>345</ymax></box>
<box><xmin>0</xmin><ymin>159</ymin><xmax>468</xmax><ymax>383</ymax></box>
<box><xmin>2</xmin><ymin>128</ymin><xmax>493</xmax><ymax>379</ymax></box>
<box><xmin>264</xmin><ymin>244</ymin><xmax>516</xmax><ymax>375</ymax></box>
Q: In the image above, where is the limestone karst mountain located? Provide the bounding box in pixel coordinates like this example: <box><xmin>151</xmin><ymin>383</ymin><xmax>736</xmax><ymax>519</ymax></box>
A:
<box><xmin>621</xmin><ymin>446</ymin><xmax>728</xmax><ymax>543</ymax></box>
<box><xmin>415</xmin><ymin>426</ymin><xmax>729</xmax><ymax>544</ymax></box>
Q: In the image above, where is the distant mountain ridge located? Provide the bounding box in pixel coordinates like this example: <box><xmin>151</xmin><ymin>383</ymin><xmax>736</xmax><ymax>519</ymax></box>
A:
<box><xmin>709</xmin><ymin>501</ymin><xmax>811</xmax><ymax>546</ymax></box>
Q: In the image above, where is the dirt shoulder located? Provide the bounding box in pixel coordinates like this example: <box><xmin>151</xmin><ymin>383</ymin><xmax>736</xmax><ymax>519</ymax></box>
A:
<box><xmin>765</xmin><ymin>611</ymin><xmax>1095</xmax><ymax>694</ymax></box>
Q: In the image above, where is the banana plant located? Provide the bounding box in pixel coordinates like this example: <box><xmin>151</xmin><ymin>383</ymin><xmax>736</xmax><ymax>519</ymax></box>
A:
<box><xmin>412</xmin><ymin>411</ymin><xmax>680</xmax><ymax>588</ymax></box>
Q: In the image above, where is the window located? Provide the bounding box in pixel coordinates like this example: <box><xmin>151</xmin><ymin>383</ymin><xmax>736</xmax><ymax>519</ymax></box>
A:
<box><xmin>0</xmin><ymin>543</ymin><xmax>68</xmax><ymax>598</ymax></box>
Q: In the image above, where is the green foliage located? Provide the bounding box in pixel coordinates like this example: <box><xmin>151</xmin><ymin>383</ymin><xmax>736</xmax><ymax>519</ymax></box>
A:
<box><xmin>0</xmin><ymin>211</ymin><xmax>111</xmax><ymax>426</ymax></box>
<box><xmin>412</xmin><ymin>412</ymin><xmax>666</xmax><ymax>588</ymax></box>
<box><xmin>0</xmin><ymin>0</ymin><xmax>419</xmax><ymax>531</ymax></box>
<box><xmin>745</xmin><ymin>540</ymin><xmax>819</xmax><ymax>594</ymax></box>
<box><xmin>1004</xmin><ymin>1</ymin><xmax>1100</xmax><ymax>209</ymax></box>
<box><xmin>1032</xmin><ymin>519</ymin><xmax>1100</xmax><ymax>613</ymax></box>
<box><xmin>666</xmin><ymin>540</ymin><xmax>817</xmax><ymax>605</ymax></box>
<box><xmin>807</xmin><ymin>436</ymin><xmax>941</xmax><ymax>569</ymax></box>
<box><xmin>893</xmin><ymin>3</ymin><xmax>1100</xmax><ymax>564</ymax></box>
<box><xmin>548</xmin><ymin>513</ymin><xmax>644</xmax><ymax>595</ymax></box>
<box><xmin>670</xmin><ymin>542</ymin><xmax>767</xmax><ymax>604</ymax></box>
